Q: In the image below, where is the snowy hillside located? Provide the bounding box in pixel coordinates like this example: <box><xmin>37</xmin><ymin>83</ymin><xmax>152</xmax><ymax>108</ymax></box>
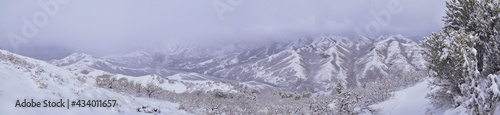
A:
<box><xmin>0</xmin><ymin>49</ymin><xmax>187</xmax><ymax>114</ymax></box>
<box><xmin>371</xmin><ymin>81</ymin><xmax>440</xmax><ymax>115</ymax></box>
<box><xmin>373</xmin><ymin>74</ymin><xmax>500</xmax><ymax>115</ymax></box>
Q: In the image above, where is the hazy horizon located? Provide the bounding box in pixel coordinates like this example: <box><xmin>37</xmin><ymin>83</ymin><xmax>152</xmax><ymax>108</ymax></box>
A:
<box><xmin>0</xmin><ymin>0</ymin><xmax>445</xmax><ymax>58</ymax></box>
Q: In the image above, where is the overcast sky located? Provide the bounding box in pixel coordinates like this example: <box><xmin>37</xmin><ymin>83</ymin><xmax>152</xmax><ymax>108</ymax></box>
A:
<box><xmin>0</xmin><ymin>0</ymin><xmax>446</xmax><ymax>56</ymax></box>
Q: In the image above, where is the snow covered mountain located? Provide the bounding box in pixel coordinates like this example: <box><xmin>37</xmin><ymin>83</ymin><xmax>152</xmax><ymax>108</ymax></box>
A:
<box><xmin>51</xmin><ymin>34</ymin><xmax>426</xmax><ymax>92</ymax></box>
<box><xmin>0</xmin><ymin>49</ymin><xmax>187</xmax><ymax>114</ymax></box>
<box><xmin>0</xmin><ymin>35</ymin><xmax>463</xmax><ymax>114</ymax></box>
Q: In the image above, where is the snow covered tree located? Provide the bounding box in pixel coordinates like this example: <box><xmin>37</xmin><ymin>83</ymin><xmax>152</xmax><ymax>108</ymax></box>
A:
<box><xmin>444</xmin><ymin>0</ymin><xmax>483</xmax><ymax>74</ymax></box>
<box><xmin>438</xmin><ymin>1</ymin><xmax>500</xmax><ymax>113</ymax></box>
<box><xmin>474</xmin><ymin>0</ymin><xmax>500</xmax><ymax>76</ymax></box>
<box><xmin>444</xmin><ymin>0</ymin><xmax>500</xmax><ymax>75</ymax></box>
<box><xmin>444</xmin><ymin>0</ymin><xmax>478</xmax><ymax>32</ymax></box>
<box><xmin>423</xmin><ymin>29</ymin><xmax>479</xmax><ymax>108</ymax></box>
<box><xmin>423</xmin><ymin>31</ymin><xmax>456</xmax><ymax>108</ymax></box>
<box><xmin>335</xmin><ymin>82</ymin><xmax>343</xmax><ymax>95</ymax></box>
<box><xmin>332</xmin><ymin>89</ymin><xmax>378</xmax><ymax>115</ymax></box>
<box><xmin>145</xmin><ymin>81</ymin><xmax>160</xmax><ymax>98</ymax></box>
<box><xmin>332</xmin><ymin>79</ymin><xmax>346</xmax><ymax>96</ymax></box>
<box><xmin>465</xmin><ymin>73</ymin><xmax>500</xmax><ymax>115</ymax></box>
<box><xmin>484</xmin><ymin>74</ymin><xmax>500</xmax><ymax>114</ymax></box>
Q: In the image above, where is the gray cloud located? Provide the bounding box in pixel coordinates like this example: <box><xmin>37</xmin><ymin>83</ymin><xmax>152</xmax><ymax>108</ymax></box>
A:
<box><xmin>0</xmin><ymin>0</ymin><xmax>445</xmax><ymax>56</ymax></box>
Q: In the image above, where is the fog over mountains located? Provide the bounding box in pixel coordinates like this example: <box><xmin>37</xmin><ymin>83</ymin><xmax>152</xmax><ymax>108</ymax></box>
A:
<box><xmin>0</xmin><ymin>0</ymin><xmax>444</xmax><ymax>56</ymax></box>
<box><xmin>50</xmin><ymin>34</ymin><xmax>426</xmax><ymax>92</ymax></box>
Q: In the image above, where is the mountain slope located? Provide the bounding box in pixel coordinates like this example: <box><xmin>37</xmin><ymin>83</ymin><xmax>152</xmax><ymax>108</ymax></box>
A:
<box><xmin>371</xmin><ymin>74</ymin><xmax>500</xmax><ymax>115</ymax></box>
<box><xmin>0</xmin><ymin>50</ymin><xmax>187</xmax><ymax>114</ymax></box>
<box><xmin>51</xmin><ymin>34</ymin><xmax>426</xmax><ymax>92</ymax></box>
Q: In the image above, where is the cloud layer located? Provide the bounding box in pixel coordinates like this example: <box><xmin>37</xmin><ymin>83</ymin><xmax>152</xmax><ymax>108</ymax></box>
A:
<box><xmin>0</xmin><ymin>0</ymin><xmax>446</xmax><ymax>56</ymax></box>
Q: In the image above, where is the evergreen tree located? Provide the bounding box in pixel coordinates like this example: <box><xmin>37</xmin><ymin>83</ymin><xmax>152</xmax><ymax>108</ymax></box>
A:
<box><xmin>444</xmin><ymin>0</ymin><xmax>500</xmax><ymax>75</ymax></box>
<box><xmin>444</xmin><ymin>0</ymin><xmax>486</xmax><ymax>74</ymax></box>
<box><xmin>475</xmin><ymin>0</ymin><xmax>500</xmax><ymax>76</ymax></box>
<box><xmin>443</xmin><ymin>0</ymin><xmax>478</xmax><ymax>32</ymax></box>
<box><xmin>423</xmin><ymin>29</ymin><xmax>479</xmax><ymax>108</ymax></box>
<box><xmin>333</xmin><ymin>79</ymin><xmax>347</xmax><ymax>96</ymax></box>
<box><xmin>484</xmin><ymin>74</ymin><xmax>500</xmax><ymax>114</ymax></box>
<box><xmin>452</xmin><ymin>30</ymin><xmax>482</xmax><ymax>115</ymax></box>
<box><xmin>431</xmin><ymin>1</ymin><xmax>500</xmax><ymax>113</ymax></box>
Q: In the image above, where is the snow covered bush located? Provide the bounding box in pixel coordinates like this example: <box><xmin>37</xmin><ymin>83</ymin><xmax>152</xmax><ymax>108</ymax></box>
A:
<box><xmin>76</xmin><ymin>76</ymin><xmax>87</xmax><ymax>83</ymax></box>
<box><xmin>145</xmin><ymin>82</ymin><xmax>161</xmax><ymax>98</ymax></box>
<box><xmin>95</xmin><ymin>75</ymin><xmax>173</xmax><ymax>98</ymax></box>
<box><xmin>31</xmin><ymin>75</ymin><xmax>48</xmax><ymax>89</ymax></box>
<box><xmin>273</xmin><ymin>89</ymin><xmax>310</xmax><ymax>100</ymax></box>
<box><xmin>136</xmin><ymin>106</ymin><xmax>161</xmax><ymax>114</ymax></box>
<box><xmin>0</xmin><ymin>52</ymin><xmax>36</xmax><ymax>69</ymax></box>
<box><xmin>333</xmin><ymin>89</ymin><xmax>379</xmax><ymax>115</ymax></box>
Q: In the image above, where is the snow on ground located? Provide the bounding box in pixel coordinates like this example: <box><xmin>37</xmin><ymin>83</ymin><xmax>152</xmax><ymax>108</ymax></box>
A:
<box><xmin>371</xmin><ymin>81</ymin><xmax>432</xmax><ymax>115</ymax></box>
<box><xmin>371</xmin><ymin>80</ymin><xmax>451</xmax><ymax>115</ymax></box>
<box><xmin>0</xmin><ymin>50</ymin><xmax>187</xmax><ymax>115</ymax></box>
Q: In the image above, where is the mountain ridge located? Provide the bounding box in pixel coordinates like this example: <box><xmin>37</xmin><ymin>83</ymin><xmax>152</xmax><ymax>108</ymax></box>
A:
<box><xmin>51</xmin><ymin>34</ymin><xmax>426</xmax><ymax>92</ymax></box>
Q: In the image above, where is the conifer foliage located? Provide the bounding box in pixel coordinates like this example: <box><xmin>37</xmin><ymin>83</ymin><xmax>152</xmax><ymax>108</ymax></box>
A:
<box><xmin>423</xmin><ymin>29</ymin><xmax>479</xmax><ymax>108</ymax></box>
<box><xmin>424</xmin><ymin>0</ymin><xmax>500</xmax><ymax>114</ymax></box>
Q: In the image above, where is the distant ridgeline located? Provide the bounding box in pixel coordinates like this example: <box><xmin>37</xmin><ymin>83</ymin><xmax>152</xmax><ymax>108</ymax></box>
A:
<box><xmin>51</xmin><ymin>34</ymin><xmax>427</xmax><ymax>92</ymax></box>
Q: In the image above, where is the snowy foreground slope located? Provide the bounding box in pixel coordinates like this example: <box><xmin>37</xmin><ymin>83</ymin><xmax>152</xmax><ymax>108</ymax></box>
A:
<box><xmin>0</xmin><ymin>50</ymin><xmax>187</xmax><ymax>114</ymax></box>
<box><xmin>371</xmin><ymin>78</ymin><xmax>500</xmax><ymax>115</ymax></box>
<box><xmin>371</xmin><ymin>81</ymin><xmax>441</xmax><ymax>115</ymax></box>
